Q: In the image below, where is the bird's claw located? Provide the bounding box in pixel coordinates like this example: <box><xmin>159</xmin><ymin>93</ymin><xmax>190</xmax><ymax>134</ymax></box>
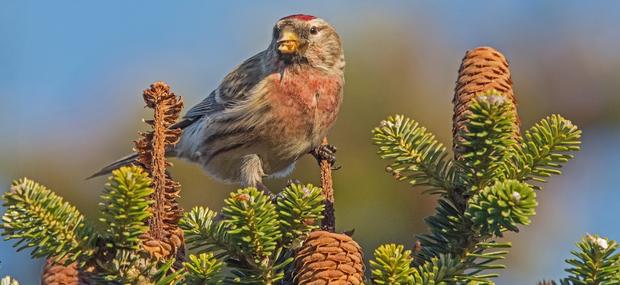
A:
<box><xmin>312</xmin><ymin>144</ymin><xmax>337</xmax><ymax>167</ymax></box>
<box><xmin>286</xmin><ymin>179</ymin><xmax>302</xmax><ymax>187</ymax></box>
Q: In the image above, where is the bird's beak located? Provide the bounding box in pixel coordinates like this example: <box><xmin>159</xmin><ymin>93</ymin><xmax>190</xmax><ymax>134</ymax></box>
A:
<box><xmin>277</xmin><ymin>30</ymin><xmax>299</xmax><ymax>55</ymax></box>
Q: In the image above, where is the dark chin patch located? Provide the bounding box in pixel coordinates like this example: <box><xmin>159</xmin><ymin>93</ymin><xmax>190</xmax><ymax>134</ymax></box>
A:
<box><xmin>278</xmin><ymin>53</ymin><xmax>295</xmax><ymax>64</ymax></box>
<box><xmin>280</xmin><ymin>55</ymin><xmax>309</xmax><ymax>66</ymax></box>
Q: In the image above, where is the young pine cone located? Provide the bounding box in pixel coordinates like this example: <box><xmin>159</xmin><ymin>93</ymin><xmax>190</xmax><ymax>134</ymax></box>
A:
<box><xmin>453</xmin><ymin>46</ymin><xmax>520</xmax><ymax>159</ymax></box>
<box><xmin>294</xmin><ymin>231</ymin><xmax>365</xmax><ymax>285</ymax></box>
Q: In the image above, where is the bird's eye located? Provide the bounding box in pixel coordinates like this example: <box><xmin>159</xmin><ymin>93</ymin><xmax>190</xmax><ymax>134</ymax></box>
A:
<box><xmin>310</xmin><ymin>26</ymin><xmax>318</xmax><ymax>35</ymax></box>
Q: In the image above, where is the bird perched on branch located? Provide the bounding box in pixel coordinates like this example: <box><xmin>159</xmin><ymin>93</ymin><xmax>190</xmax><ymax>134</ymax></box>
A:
<box><xmin>93</xmin><ymin>14</ymin><xmax>345</xmax><ymax>189</ymax></box>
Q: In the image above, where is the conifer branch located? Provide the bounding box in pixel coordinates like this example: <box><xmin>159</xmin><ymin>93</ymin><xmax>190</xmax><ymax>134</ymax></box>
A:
<box><xmin>275</xmin><ymin>183</ymin><xmax>325</xmax><ymax>248</ymax></box>
<box><xmin>180</xmin><ymin>207</ymin><xmax>236</xmax><ymax>260</ymax></box>
<box><xmin>372</xmin><ymin>114</ymin><xmax>456</xmax><ymax>193</ymax></box>
<box><xmin>466</xmin><ymin>179</ymin><xmax>537</xmax><ymax>236</ymax></box>
<box><xmin>1</xmin><ymin>178</ymin><xmax>96</xmax><ymax>264</ymax></box>
<box><xmin>504</xmin><ymin>114</ymin><xmax>581</xmax><ymax>188</ymax></box>
<box><xmin>562</xmin><ymin>235</ymin><xmax>620</xmax><ymax>284</ymax></box>
<box><xmin>370</xmin><ymin>244</ymin><xmax>416</xmax><ymax>284</ymax></box>
<box><xmin>99</xmin><ymin>166</ymin><xmax>154</xmax><ymax>250</ymax></box>
<box><xmin>457</xmin><ymin>92</ymin><xmax>519</xmax><ymax>190</ymax></box>
<box><xmin>181</xmin><ymin>253</ymin><xmax>225</xmax><ymax>284</ymax></box>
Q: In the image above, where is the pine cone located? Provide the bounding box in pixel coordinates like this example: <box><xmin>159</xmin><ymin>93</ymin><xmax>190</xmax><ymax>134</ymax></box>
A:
<box><xmin>41</xmin><ymin>260</ymin><xmax>93</xmax><ymax>285</ymax></box>
<box><xmin>135</xmin><ymin>82</ymin><xmax>185</xmax><ymax>261</ymax></box>
<box><xmin>294</xmin><ymin>231</ymin><xmax>365</xmax><ymax>285</ymax></box>
<box><xmin>453</xmin><ymin>46</ymin><xmax>520</xmax><ymax>159</ymax></box>
<box><xmin>537</xmin><ymin>281</ymin><xmax>557</xmax><ymax>285</ymax></box>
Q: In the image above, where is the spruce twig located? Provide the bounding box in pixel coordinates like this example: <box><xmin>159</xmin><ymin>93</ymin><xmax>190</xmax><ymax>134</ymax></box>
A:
<box><xmin>319</xmin><ymin>137</ymin><xmax>336</xmax><ymax>232</ymax></box>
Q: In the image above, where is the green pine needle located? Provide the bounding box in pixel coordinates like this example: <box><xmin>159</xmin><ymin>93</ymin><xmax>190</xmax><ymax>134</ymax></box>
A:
<box><xmin>562</xmin><ymin>234</ymin><xmax>620</xmax><ymax>284</ymax></box>
<box><xmin>221</xmin><ymin>187</ymin><xmax>286</xmax><ymax>284</ymax></box>
<box><xmin>370</xmin><ymin>244</ymin><xmax>416</xmax><ymax>284</ymax></box>
<box><xmin>180</xmin><ymin>206</ymin><xmax>233</xmax><ymax>260</ymax></box>
<box><xmin>222</xmin><ymin>187</ymin><xmax>281</xmax><ymax>264</ymax></box>
<box><xmin>275</xmin><ymin>183</ymin><xmax>324</xmax><ymax>248</ymax></box>
<box><xmin>182</xmin><ymin>253</ymin><xmax>225</xmax><ymax>284</ymax></box>
<box><xmin>1</xmin><ymin>178</ymin><xmax>96</xmax><ymax>263</ymax></box>
<box><xmin>504</xmin><ymin>114</ymin><xmax>581</xmax><ymax>188</ymax></box>
<box><xmin>457</xmin><ymin>92</ymin><xmax>519</xmax><ymax>190</ymax></box>
<box><xmin>373</xmin><ymin>114</ymin><xmax>456</xmax><ymax>193</ymax></box>
<box><xmin>99</xmin><ymin>166</ymin><xmax>154</xmax><ymax>250</ymax></box>
<box><xmin>466</xmin><ymin>180</ymin><xmax>537</xmax><ymax>237</ymax></box>
<box><xmin>88</xmin><ymin>250</ymin><xmax>183</xmax><ymax>285</ymax></box>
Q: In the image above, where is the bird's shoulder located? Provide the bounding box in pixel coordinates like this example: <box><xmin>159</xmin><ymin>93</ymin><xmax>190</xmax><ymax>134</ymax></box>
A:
<box><xmin>175</xmin><ymin>50</ymin><xmax>274</xmax><ymax>128</ymax></box>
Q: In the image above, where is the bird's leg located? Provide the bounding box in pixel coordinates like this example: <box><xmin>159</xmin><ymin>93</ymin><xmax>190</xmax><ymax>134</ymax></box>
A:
<box><xmin>311</xmin><ymin>144</ymin><xmax>339</xmax><ymax>170</ymax></box>
<box><xmin>256</xmin><ymin>182</ymin><xmax>274</xmax><ymax>197</ymax></box>
<box><xmin>240</xmin><ymin>154</ymin><xmax>274</xmax><ymax>198</ymax></box>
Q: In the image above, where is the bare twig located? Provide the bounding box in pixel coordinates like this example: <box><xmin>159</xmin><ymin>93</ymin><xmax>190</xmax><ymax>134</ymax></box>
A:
<box><xmin>319</xmin><ymin>137</ymin><xmax>336</xmax><ymax>232</ymax></box>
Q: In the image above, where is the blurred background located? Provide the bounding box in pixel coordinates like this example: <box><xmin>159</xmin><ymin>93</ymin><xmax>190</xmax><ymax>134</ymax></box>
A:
<box><xmin>2</xmin><ymin>1</ymin><xmax>620</xmax><ymax>284</ymax></box>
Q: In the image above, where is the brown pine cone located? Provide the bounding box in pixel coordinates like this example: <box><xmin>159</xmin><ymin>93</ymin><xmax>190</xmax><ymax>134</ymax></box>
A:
<box><xmin>453</xmin><ymin>46</ymin><xmax>520</xmax><ymax>159</ymax></box>
<box><xmin>41</xmin><ymin>260</ymin><xmax>93</xmax><ymax>285</ymax></box>
<box><xmin>537</xmin><ymin>281</ymin><xmax>557</xmax><ymax>285</ymax></box>
<box><xmin>294</xmin><ymin>231</ymin><xmax>365</xmax><ymax>285</ymax></box>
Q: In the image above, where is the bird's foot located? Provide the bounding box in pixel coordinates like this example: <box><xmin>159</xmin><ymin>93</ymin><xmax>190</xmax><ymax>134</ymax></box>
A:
<box><xmin>286</xmin><ymin>179</ymin><xmax>302</xmax><ymax>187</ymax></box>
<box><xmin>311</xmin><ymin>144</ymin><xmax>340</xmax><ymax>170</ymax></box>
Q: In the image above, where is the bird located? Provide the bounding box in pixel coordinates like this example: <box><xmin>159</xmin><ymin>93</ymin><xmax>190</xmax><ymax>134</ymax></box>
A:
<box><xmin>92</xmin><ymin>14</ymin><xmax>345</xmax><ymax>189</ymax></box>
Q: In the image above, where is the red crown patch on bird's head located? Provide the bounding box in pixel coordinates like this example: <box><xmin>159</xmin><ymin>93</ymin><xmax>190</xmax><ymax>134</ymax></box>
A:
<box><xmin>280</xmin><ymin>14</ymin><xmax>317</xmax><ymax>21</ymax></box>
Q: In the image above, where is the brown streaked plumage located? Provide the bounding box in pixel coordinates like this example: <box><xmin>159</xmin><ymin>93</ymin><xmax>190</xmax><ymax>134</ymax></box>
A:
<box><xmin>93</xmin><ymin>14</ymin><xmax>345</xmax><ymax>187</ymax></box>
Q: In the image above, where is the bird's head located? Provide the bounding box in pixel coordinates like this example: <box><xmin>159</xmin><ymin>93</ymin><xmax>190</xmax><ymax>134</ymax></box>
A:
<box><xmin>270</xmin><ymin>14</ymin><xmax>344</xmax><ymax>71</ymax></box>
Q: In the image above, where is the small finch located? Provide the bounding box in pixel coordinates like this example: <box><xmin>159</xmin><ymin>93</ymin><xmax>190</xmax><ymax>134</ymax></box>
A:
<box><xmin>93</xmin><ymin>14</ymin><xmax>345</xmax><ymax>188</ymax></box>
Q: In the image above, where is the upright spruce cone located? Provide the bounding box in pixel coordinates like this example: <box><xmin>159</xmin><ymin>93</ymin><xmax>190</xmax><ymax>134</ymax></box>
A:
<box><xmin>41</xmin><ymin>260</ymin><xmax>93</xmax><ymax>285</ymax></box>
<box><xmin>453</xmin><ymin>46</ymin><xmax>520</xmax><ymax>159</ymax></box>
<box><xmin>135</xmin><ymin>82</ymin><xmax>185</xmax><ymax>260</ymax></box>
<box><xmin>294</xmin><ymin>231</ymin><xmax>365</xmax><ymax>285</ymax></box>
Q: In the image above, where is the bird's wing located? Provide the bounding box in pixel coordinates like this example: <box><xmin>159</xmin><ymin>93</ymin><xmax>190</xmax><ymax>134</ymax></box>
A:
<box><xmin>172</xmin><ymin>51</ymin><xmax>270</xmax><ymax>129</ymax></box>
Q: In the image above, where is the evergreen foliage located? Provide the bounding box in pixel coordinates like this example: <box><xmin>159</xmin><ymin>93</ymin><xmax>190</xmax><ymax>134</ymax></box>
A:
<box><xmin>503</xmin><ymin>114</ymin><xmax>582</xmax><ymax>188</ymax></box>
<box><xmin>370</xmin><ymin>244</ymin><xmax>416</xmax><ymax>284</ymax></box>
<box><xmin>99</xmin><ymin>166</ymin><xmax>154</xmax><ymax>250</ymax></box>
<box><xmin>0</xmin><ymin>166</ymin><xmax>185</xmax><ymax>284</ymax></box>
<box><xmin>1</xmin><ymin>178</ymin><xmax>96</xmax><ymax>264</ymax></box>
<box><xmin>276</xmin><ymin>183</ymin><xmax>325</xmax><ymax>247</ymax></box>
<box><xmin>466</xmin><ymin>179</ymin><xmax>537</xmax><ymax>236</ymax></box>
<box><xmin>0</xmin><ymin>55</ymin><xmax>613</xmax><ymax>285</ymax></box>
<box><xmin>182</xmin><ymin>253</ymin><xmax>224</xmax><ymax>284</ymax></box>
<box><xmin>456</xmin><ymin>93</ymin><xmax>518</xmax><ymax>190</ymax></box>
<box><xmin>371</xmin><ymin>89</ymin><xmax>582</xmax><ymax>284</ymax></box>
<box><xmin>373</xmin><ymin>114</ymin><xmax>456</xmax><ymax>193</ymax></box>
<box><xmin>561</xmin><ymin>235</ymin><xmax>620</xmax><ymax>285</ymax></box>
<box><xmin>180</xmin><ymin>184</ymin><xmax>325</xmax><ymax>284</ymax></box>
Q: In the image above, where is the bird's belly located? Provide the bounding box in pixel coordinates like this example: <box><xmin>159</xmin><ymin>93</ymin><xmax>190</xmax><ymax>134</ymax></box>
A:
<box><xmin>175</xmin><ymin>118</ymin><xmax>297</xmax><ymax>182</ymax></box>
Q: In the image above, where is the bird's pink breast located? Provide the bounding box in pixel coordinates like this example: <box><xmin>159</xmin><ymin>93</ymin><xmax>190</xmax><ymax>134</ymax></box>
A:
<box><xmin>266</xmin><ymin>68</ymin><xmax>343</xmax><ymax>153</ymax></box>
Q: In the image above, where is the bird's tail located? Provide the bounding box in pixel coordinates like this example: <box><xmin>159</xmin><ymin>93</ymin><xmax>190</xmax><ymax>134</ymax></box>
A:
<box><xmin>87</xmin><ymin>153</ymin><xmax>139</xmax><ymax>179</ymax></box>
